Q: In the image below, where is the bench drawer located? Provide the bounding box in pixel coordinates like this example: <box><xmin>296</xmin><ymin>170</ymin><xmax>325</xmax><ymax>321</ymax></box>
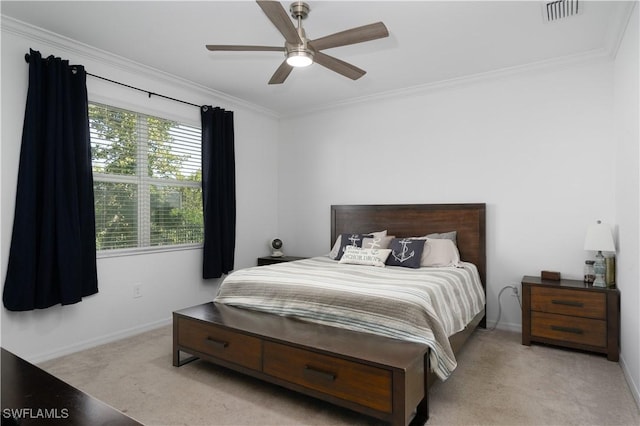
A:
<box><xmin>177</xmin><ymin>317</ymin><xmax>261</xmax><ymax>370</ymax></box>
<box><xmin>263</xmin><ymin>341</ymin><xmax>392</xmax><ymax>413</ymax></box>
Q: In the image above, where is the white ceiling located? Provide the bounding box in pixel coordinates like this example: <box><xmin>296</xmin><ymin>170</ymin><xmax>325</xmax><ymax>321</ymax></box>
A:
<box><xmin>1</xmin><ymin>1</ymin><xmax>632</xmax><ymax>116</ymax></box>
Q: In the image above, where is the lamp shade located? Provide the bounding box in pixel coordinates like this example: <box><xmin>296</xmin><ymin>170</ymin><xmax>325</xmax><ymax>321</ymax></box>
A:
<box><xmin>584</xmin><ymin>220</ymin><xmax>615</xmax><ymax>252</ymax></box>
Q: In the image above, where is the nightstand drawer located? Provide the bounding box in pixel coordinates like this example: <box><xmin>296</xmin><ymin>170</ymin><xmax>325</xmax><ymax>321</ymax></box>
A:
<box><xmin>177</xmin><ymin>318</ymin><xmax>262</xmax><ymax>370</ymax></box>
<box><xmin>531</xmin><ymin>311</ymin><xmax>606</xmax><ymax>347</ymax></box>
<box><xmin>531</xmin><ymin>287</ymin><xmax>605</xmax><ymax>319</ymax></box>
<box><xmin>263</xmin><ymin>341</ymin><xmax>392</xmax><ymax>413</ymax></box>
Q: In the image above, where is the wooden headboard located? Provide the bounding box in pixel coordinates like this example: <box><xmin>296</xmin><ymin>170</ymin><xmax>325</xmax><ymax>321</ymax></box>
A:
<box><xmin>331</xmin><ymin>204</ymin><xmax>486</xmax><ymax>289</ymax></box>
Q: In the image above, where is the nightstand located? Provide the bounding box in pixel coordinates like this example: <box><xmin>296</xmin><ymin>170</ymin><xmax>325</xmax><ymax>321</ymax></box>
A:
<box><xmin>257</xmin><ymin>256</ymin><xmax>307</xmax><ymax>266</ymax></box>
<box><xmin>521</xmin><ymin>275</ymin><xmax>620</xmax><ymax>361</ymax></box>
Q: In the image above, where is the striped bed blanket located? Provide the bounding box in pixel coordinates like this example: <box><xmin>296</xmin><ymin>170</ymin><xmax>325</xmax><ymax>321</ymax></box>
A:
<box><xmin>214</xmin><ymin>256</ymin><xmax>485</xmax><ymax>380</ymax></box>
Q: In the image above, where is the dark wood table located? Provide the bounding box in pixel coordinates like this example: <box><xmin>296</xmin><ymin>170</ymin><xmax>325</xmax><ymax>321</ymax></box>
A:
<box><xmin>257</xmin><ymin>255</ymin><xmax>307</xmax><ymax>266</ymax></box>
<box><xmin>1</xmin><ymin>347</ymin><xmax>141</xmax><ymax>425</ymax></box>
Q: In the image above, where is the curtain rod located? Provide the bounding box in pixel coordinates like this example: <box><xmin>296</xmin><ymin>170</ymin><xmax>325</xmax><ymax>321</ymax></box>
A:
<box><xmin>24</xmin><ymin>53</ymin><xmax>201</xmax><ymax>109</ymax></box>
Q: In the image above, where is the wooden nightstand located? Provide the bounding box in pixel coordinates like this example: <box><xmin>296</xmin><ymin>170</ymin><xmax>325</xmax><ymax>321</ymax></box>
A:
<box><xmin>521</xmin><ymin>275</ymin><xmax>620</xmax><ymax>361</ymax></box>
<box><xmin>257</xmin><ymin>256</ymin><xmax>307</xmax><ymax>266</ymax></box>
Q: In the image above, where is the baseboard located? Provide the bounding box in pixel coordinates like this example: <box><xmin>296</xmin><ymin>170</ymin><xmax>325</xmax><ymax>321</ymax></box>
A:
<box><xmin>486</xmin><ymin>320</ymin><xmax>521</xmax><ymax>333</ymax></box>
<box><xmin>619</xmin><ymin>353</ymin><xmax>640</xmax><ymax>410</ymax></box>
<box><xmin>31</xmin><ymin>317</ymin><xmax>172</xmax><ymax>365</ymax></box>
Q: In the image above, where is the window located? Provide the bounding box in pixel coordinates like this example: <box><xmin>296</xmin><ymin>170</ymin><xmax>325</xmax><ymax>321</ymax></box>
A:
<box><xmin>90</xmin><ymin>103</ymin><xmax>202</xmax><ymax>252</ymax></box>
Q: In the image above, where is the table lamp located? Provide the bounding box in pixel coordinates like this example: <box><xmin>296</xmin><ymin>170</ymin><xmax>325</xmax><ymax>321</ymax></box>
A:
<box><xmin>584</xmin><ymin>220</ymin><xmax>615</xmax><ymax>287</ymax></box>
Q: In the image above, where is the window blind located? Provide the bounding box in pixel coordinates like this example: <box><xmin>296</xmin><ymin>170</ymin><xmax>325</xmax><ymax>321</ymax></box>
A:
<box><xmin>90</xmin><ymin>103</ymin><xmax>203</xmax><ymax>251</ymax></box>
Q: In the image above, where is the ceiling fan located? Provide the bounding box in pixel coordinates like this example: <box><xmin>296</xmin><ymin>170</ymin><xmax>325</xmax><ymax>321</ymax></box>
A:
<box><xmin>206</xmin><ymin>1</ymin><xmax>389</xmax><ymax>84</ymax></box>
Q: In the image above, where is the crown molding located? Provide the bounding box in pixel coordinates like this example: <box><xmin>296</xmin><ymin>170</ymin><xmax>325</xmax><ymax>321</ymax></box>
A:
<box><xmin>4</xmin><ymin>1</ymin><xmax>634</xmax><ymax>122</ymax></box>
<box><xmin>281</xmin><ymin>2</ymin><xmax>638</xmax><ymax>119</ymax></box>
<box><xmin>282</xmin><ymin>47</ymin><xmax>611</xmax><ymax>119</ymax></box>
<box><xmin>1</xmin><ymin>15</ymin><xmax>279</xmax><ymax>118</ymax></box>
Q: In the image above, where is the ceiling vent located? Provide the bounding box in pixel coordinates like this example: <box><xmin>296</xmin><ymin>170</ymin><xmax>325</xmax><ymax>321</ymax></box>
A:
<box><xmin>543</xmin><ymin>0</ymin><xmax>582</xmax><ymax>23</ymax></box>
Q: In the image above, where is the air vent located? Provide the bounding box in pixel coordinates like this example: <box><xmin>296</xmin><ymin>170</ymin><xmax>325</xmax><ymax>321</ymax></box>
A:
<box><xmin>543</xmin><ymin>0</ymin><xmax>582</xmax><ymax>23</ymax></box>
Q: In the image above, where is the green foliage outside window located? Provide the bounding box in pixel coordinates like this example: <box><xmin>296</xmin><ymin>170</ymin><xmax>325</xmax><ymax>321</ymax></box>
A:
<box><xmin>90</xmin><ymin>104</ymin><xmax>203</xmax><ymax>251</ymax></box>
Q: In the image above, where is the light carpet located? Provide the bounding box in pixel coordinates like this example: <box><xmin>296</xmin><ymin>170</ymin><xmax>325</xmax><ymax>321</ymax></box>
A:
<box><xmin>39</xmin><ymin>326</ymin><xmax>639</xmax><ymax>425</ymax></box>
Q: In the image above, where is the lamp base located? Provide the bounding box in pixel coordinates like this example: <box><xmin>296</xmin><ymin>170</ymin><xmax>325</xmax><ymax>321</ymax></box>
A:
<box><xmin>593</xmin><ymin>250</ymin><xmax>607</xmax><ymax>288</ymax></box>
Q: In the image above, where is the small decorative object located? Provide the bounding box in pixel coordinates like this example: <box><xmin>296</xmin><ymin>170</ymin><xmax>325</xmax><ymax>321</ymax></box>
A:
<box><xmin>584</xmin><ymin>220</ymin><xmax>616</xmax><ymax>288</ymax></box>
<box><xmin>541</xmin><ymin>270</ymin><xmax>561</xmax><ymax>281</ymax></box>
<box><xmin>583</xmin><ymin>260</ymin><xmax>595</xmax><ymax>284</ymax></box>
<box><xmin>605</xmin><ymin>255</ymin><xmax>616</xmax><ymax>288</ymax></box>
<box><xmin>270</xmin><ymin>238</ymin><xmax>284</xmax><ymax>257</ymax></box>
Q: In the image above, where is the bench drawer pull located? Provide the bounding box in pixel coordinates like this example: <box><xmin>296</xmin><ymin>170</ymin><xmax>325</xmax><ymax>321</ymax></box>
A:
<box><xmin>304</xmin><ymin>365</ymin><xmax>336</xmax><ymax>382</ymax></box>
<box><xmin>204</xmin><ymin>337</ymin><xmax>229</xmax><ymax>349</ymax></box>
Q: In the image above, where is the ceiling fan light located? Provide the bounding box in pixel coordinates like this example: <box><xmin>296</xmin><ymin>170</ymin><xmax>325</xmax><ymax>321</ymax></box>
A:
<box><xmin>286</xmin><ymin>51</ymin><xmax>313</xmax><ymax>67</ymax></box>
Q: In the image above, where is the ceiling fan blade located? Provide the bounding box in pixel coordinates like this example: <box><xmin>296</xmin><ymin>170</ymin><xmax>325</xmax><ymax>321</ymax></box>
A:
<box><xmin>313</xmin><ymin>52</ymin><xmax>366</xmax><ymax>80</ymax></box>
<box><xmin>206</xmin><ymin>45</ymin><xmax>284</xmax><ymax>52</ymax></box>
<box><xmin>268</xmin><ymin>60</ymin><xmax>294</xmax><ymax>85</ymax></box>
<box><xmin>256</xmin><ymin>1</ymin><xmax>302</xmax><ymax>45</ymax></box>
<box><xmin>309</xmin><ymin>22</ymin><xmax>389</xmax><ymax>51</ymax></box>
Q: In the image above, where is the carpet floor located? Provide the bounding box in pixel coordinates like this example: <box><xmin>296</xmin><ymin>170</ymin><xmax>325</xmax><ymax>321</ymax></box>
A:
<box><xmin>39</xmin><ymin>325</ymin><xmax>639</xmax><ymax>425</ymax></box>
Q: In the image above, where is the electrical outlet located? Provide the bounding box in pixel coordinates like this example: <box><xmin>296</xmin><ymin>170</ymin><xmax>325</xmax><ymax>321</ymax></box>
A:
<box><xmin>133</xmin><ymin>283</ymin><xmax>142</xmax><ymax>298</ymax></box>
<box><xmin>511</xmin><ymin>286</ymin><xmax>519</xmax><ymax>297</ymax></box>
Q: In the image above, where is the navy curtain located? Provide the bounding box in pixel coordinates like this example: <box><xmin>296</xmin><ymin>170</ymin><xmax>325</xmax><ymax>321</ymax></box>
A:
<box><xmin>201</xmin><ymin>106</ymin><xmax>236</xmax><ymax>278</ymax></box>
<box><xmin>3</xmin><ymin>49</ymin><xmax>98</xmax><ymax>311</ymax></box>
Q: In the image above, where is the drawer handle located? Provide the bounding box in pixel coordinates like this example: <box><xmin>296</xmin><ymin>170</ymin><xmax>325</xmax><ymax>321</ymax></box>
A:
<box><xmin>303</xmin><ymin>365</ymin><xmax>336</xmax><ymax>382</ymax></box>
<box><xmin>551</xmin><ymin>299</ymin><xmax>584</xmax><ymax>308</ymax></box>
<box><xmin>551</xmin><ymin>325</ymin><xmax>584</xmax><ymax>335</ymax></box>
<box><xmin>204</xmin><ymin>337</ymin><xmax>229</xmax><ymax>349</ymax></box>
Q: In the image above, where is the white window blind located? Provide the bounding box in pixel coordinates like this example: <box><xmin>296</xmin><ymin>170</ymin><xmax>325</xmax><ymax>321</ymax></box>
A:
<box><xmin>90</xmin><ymin>103</ymin><xmax>202</xmax><ymax>251</ymax></box>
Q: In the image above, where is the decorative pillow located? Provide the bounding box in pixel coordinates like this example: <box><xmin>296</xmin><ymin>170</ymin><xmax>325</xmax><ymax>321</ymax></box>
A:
<box><xmin>421</xmin><ymin>238</ymin><xmax>461</xmax><ymax>267</ymax></box>
<box><xmin>329</xmin><ymin>230</ymin><xmax>387</xmax><ymax>259</ymax></box>
<box><xmin>361</xmin><ymin>235</ymin><xmax>394</xmax><ymax>250</ymax></box>
<box><xmin>426</xmin><ymin>230</ymin><xmax>457</xmax><ymax>245</ymax></box>
<box><xmin>339</xmin><ymin>246</ymin><xmax>391</xmax><ymax>267</ymax></box>
<box><xmin>333</xmin><ymin>233</ymin><xmax>371</xmax><ymax>261</ymax></box>
<box><xmin>416</xmin><ymin>231</ymin><xmax>457</xmax><ymax>245</ymax></box>
<box><xmin>386</xmin><ymin>238</ymin><xmax>425</xmax><ymax>268</ymax></box>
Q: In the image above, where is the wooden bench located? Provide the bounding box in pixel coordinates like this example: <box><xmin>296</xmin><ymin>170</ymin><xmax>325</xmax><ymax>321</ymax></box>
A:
<box><xmin>173</xmin><ymin>302</ymin><xmax>429</xmax><ymax>426</ymax></box>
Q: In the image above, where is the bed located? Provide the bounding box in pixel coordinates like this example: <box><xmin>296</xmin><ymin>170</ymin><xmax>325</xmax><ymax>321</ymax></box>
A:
<box><xmin>173</xmin><ymin>203</ymin><xmax>486</xmax><ymax>425</ymax></box>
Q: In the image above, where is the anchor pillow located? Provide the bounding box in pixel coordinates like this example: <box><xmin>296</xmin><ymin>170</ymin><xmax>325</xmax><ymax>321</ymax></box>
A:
<box><xmin>329</xmin><ymin>230</ymin><xmax>386</xmax><ymax>260</ymax></box>
<box><xmin>334</xmin><ymin>233</ymin><xmax>371</xmax><ymax>261</ymax></box>
<box><xmin>361</xmin><ymin>235</ymin><xmax>394</xmax><ymax>250</ymax></box>
<box><xmin>386</xmin><ymin>238</ymin><xmax>425</xmax><ymax>268</ymax></box>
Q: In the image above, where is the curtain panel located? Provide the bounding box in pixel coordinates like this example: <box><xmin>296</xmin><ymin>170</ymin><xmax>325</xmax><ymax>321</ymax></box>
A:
<box><xmin>3</xmin><ymin>49</ymin><xmax>98</xmax><ymax>311</ymax></box>
<box><xmin>201</xmin><ymin>106</ymin><xmax>236</xmax><ymax>279</ymax></box>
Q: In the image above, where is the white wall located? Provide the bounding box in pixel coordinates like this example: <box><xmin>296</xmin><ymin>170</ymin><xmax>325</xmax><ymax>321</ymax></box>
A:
<box><xmin>0</xmin><ymin>19</ymin><xmax>281</xmax><ymax>362</ymax></box>
<box><xmin>613</xmin><ymin>3</ymin><xmax>640</xmax><ymax>406</ymax></box>
<box><xmin>278</xmin><ymin>58</ymin><xmax>616</xmax><ymax>332</ymax></box>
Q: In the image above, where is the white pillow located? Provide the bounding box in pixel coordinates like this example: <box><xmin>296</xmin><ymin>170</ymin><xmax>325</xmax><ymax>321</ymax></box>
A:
<box><xmin>420</xmin><ymin>238</ymin><xmax>461</xmax><ymax>267</ymax></box>
<box><xmin>329</xmin><ymin>230</ymin><xmax>387</xmax><ymax>259</ymax></box>
<box><xmin>424</xmin><ymin>231</ymin><xmax>457</xmax><ymax>245</ymax></box>
<box><xmin>362</xmin><ymin>235</ymin><xmax>394</xmax><ymax>249</ymax></box>
<box><xmin>339</xmin><ymin>246</ymin><xmax>391</xmax><ymax>267</ymax></box>
<box><xmin>413</xmin><ymin>231</ymin><xmax>457</xmax><ymax>245</ymax></box>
